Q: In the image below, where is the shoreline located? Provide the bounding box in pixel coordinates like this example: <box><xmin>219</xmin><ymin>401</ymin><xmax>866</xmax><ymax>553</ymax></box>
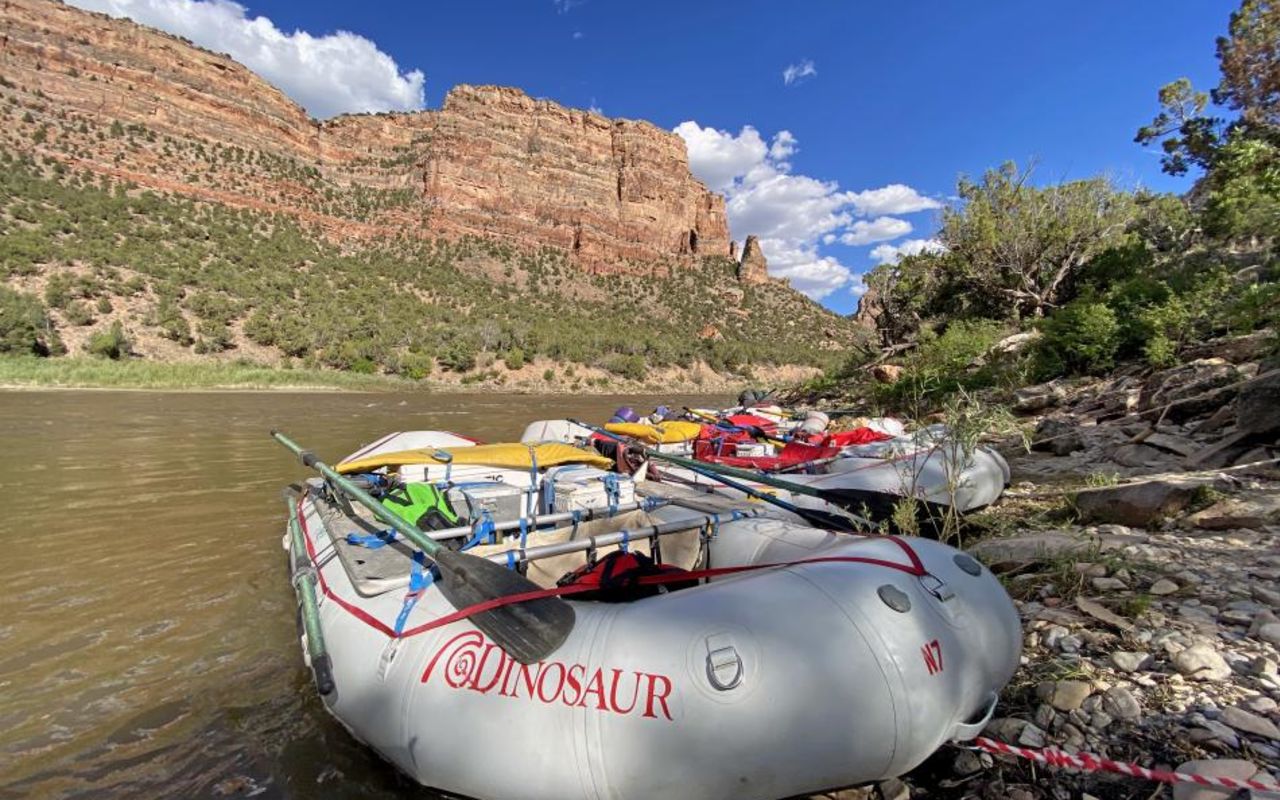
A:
<box><xmin>0</xmin><ymin>357</ymin><xmax>764</xmax><ymax>395</ymax></box>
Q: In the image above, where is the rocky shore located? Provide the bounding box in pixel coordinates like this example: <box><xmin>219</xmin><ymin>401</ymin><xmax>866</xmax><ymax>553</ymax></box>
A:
<box><xmin>816</xmin><ymin>335</ymin><xmax>1280</xmax><ymax>799</ymax></box>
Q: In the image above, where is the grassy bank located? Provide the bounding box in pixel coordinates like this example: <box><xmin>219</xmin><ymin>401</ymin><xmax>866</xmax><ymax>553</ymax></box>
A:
<box><xmin>0</xmin><ymin>357</ymin><xmax>417</xmax><ymax>391</ymax></box>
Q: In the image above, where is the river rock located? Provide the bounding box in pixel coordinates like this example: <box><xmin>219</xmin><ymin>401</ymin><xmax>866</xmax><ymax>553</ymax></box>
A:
<box><xmin>1150</xmin><ymin>578</ymin><xmax>1180</xmax><ymax>596</ymax></box>
<box><xmin>968</xmin><ymin>532</ymin><xmax>1095</xmax><ymax>569</ymax></box>
<box><xmin>1091</xmin><ymin>576</ymin><xmax>1127</xmax><ymax>591</ymax></box>
<box><xmin>1031</xmin><ymin>418</ymin><xmax>1085</xmax><ymax>455</ymax></box>
<box><xmin>1014</xmin><ymin>382</ymin><xmax>1065</xmax><ymax>413</ymax></box>
<box><xmin>1173</xmin><ymin>644</ymin><xmax>1233</xmax><ymax>681</ymax></box>
<box><xmin>1140</xmin><ymin>359</ymin><xmax>1242</xmax><ymax>422</ymax></box>
<box><xmin>1073</xmin><ymin>478</ymin><xmax>1206</xmax><ymax>527</ymax></box>
<box><xmin>1188</xmin><ymin>491</ymin><xmax>1280</xmax><ymax>531</ymax></box>
<box><xmin>1038</xmin><ymin>680</ymin><xmax>1093</xmax><ymax>711</ymax></box>
<box><xmin>1110</xmin><ymin>651</ymin><xmax>1151</xmax><ymax>673</ymax></box>
<box><xmin>1238</xmin><ymin>366</ymin><xmax>1280</xmax><ymax>435</ymax></box>
<box><xmin>1257</xmin><ymin>623</ymin><xmax>1280</xmax><ymax>646</ymax></box>
<box><xmin>1101</xmin><ymin>686</ymin><xmax>1142</xmax><ymax>721</ymax></box>
<box><xmin>1172</xmin><ymin>759</ymin><xmax>1270</xmax><ymax>800</ymax></box>
<box><xmin>1220</xmin><ymin>706</ymin><xmax>1280</xmax><ymax>740</ymax></box>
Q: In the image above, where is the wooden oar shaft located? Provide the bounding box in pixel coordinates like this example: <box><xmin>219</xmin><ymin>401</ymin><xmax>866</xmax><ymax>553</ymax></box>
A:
<box><xmin>272</xmin><ymin>430</ymin><xmax>444</xmax><ymax>558</ymax></box>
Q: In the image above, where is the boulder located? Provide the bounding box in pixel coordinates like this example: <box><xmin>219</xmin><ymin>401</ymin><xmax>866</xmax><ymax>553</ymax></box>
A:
<box><xmin>1183</xmin><ymin>330</ymin><xmax>1275</xmax><ymax>363</ymax></box>
<box><xmin>1037</xmin><ymin>680</ymin><xmax>1093</xmax><ymax>711</ymax></box>
<box><xmin>1187</xmin><ymin>490</ymin><xmax>1280</xmax><ymax>530</ymax></box>
<box><xmin>968</xmin><ymin>532</ymin><xmax>1096</xmax><ymax>569</ymax></box>
<box><xmin>1172</xmin><ymin>643</ymin><xmax>1233</xmax><ymax>681</ymax></box>
<box><xmin>1173</xmin><ymin>760</ymin><xmax>1273</xmax><ymax>800</ymax></box>
<box><xmin>1139</xmin><ymin>359</ymin><xmax>1242</xmax><ymax>423</ymax></box>
<box><xmin>1220</xmin><ymin>706</ymin><xmax>1280</xmax><ymax>740</ymax></box>
<box><xmin>1031</xmin><ymin>418</ymin><xmax>1084</xmax><ymax>455</ymax></box>
<box><xmin>871</xmin><ymin>364</ymin><xmax>903</xmax><ymax>384</ymax></box>
<box><xmin>1073</xmin><ymin>478</ymin><xmax>1206</xmax><ymax>527</ymax></box>
<box><xmin>1013</xmin><ymin>382</ymin><xmax>1065</xmax><ymax>413</ymax></box>
<box><xmin>1238</xmin><ymin>367</ymin><xmax>1280</xmax><ymax>435</ymax></box>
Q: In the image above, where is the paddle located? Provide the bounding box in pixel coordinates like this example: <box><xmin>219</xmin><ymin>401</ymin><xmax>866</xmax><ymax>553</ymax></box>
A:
<box><xmin>271</xmin><ymin>430</ymin><xmax>574</xmax><ymax>664</ymax></box>
<box><xmin>577</xmin><ymin>421</ymin><xmax>868</xmax><ymax>532</ymax></box>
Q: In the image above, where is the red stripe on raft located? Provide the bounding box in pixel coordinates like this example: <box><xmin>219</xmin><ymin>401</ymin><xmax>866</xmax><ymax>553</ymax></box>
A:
<box><xmin>296</xmin><ymin>500</ymin><xmax>398</xmax><ymax>637</ymax></box>
<box><xmin>297</xmin><ymin>495</ymin><xmax>931</xmax><ymax>642</ymax></box>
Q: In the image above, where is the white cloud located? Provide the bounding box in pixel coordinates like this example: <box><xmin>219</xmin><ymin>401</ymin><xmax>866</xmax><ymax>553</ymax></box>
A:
<box><xmin>672</xmin><ymin>121</ymin><xmax>770</xmax><ymax>193</ymax></box>
<box><xmin>675</xmin><ymin>121</ymin><xmax>939</xmax><ymax>301</ymax></box>
<box><xmin>839</xmin><ymin>216</ymin><xmax>913</xmax><ymax>246</ymax></box>
<box><xmin>870</xmin><ymin>238</ymin><xmax>946</xmax><ymax>264</ymax></box>
<box><xmin>849</xmin><ymin>184</ymin><xmax>942</xmax><ymax>216</ymax></box>
<box><xmin>782</xmin><ymin>59</ymin><xmax>817</xmax><ymax>87</ymax></box>
<box><xmin>572</xmin><ymin>30</ymin><xmax>584</xmax><ymax>40</ymax></box>
<box><xmin>67</xmin><ymin>0</ymin><xmax>425</xmax><ymax>119</ymax></box>
<box><xmin>554</xmin><ymin>0</ymin><xmax>586</xmax><ymax>12</ymax></box>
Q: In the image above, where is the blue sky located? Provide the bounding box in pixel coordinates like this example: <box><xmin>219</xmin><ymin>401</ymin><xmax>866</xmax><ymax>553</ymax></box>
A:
<box><xmin>73</xmin><ymin>0</ymin><xmax>1230</xmax><ymax>313</ymax></box>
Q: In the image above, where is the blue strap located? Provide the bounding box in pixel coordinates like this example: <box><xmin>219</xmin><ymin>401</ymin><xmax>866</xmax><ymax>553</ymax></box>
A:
<box><xmin>571</xmin><ymin>508</ymin><xmax>582</xmax><ymax>538</ymax></box>
<box><xmin>602</xmin><ymin>473</ymin><xmax>620</xmax><ymax>516</ymax></box>
<box><xmin>394</xmin><ymin>551</ymin><xmax>437</xmax><ymax>635</ymax></box>
<box><xmin>619</xmin><ymin>529</ymin><xmax>630</xmax><ymax>553</ymax></box>
<box><xmin>460</xmin><ymin>509</ymin><xmax>496</xmax><ymax>551</ymax></box>
<box><xmin>506</xmin><ymin>550</ymin><xmax>518</xmax><ymax>570</ymax></box>
<box><xmin>518</xmin><ymin>517</ymin><xmax>529</xmax><ymax>550</ymax></box>
<box><xmin>345</xmin><ymin>528</ymin><xmax>397</xmax><ymax>548</ymax></box>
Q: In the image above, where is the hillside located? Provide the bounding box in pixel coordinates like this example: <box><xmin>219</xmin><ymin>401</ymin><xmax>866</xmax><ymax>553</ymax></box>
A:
<box><xmin>0</xmin><ymin>0</ymin><xmax>861</xmax><ymax>388</ymax></box>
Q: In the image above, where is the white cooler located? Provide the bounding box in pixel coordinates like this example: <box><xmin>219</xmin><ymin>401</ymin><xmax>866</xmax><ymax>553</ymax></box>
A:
<box><xmin>542</xmin><ymin>466</ymin><xmax>635</xmax><ymax>514</ymax></box>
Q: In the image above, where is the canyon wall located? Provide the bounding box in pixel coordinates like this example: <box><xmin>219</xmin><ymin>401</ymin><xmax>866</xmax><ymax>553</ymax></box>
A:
<box><xmin>0</xmin><ymin>0</ymin><xmax>731</xmax><ymax>269</ymax></box>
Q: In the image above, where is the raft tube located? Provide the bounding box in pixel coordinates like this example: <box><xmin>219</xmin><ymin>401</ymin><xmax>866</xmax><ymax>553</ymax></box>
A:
<box><xmin>284</xmin><ymin>493</ymin><xmax>1020</xmax><ymax>800</ymax></box>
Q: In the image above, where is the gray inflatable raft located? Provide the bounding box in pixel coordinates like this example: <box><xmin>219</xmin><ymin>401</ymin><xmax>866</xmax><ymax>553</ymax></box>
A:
<box><xmin>282</xmin><ymin>479</ymin><xmax>1020</xmax><ymax>800</ymax></box>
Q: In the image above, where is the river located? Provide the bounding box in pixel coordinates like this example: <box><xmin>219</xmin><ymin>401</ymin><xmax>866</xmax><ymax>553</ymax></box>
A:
<box><xmin>0</xmin><ymin>389</ymin><xmax>729</xmax><ymax>799</ymax></box>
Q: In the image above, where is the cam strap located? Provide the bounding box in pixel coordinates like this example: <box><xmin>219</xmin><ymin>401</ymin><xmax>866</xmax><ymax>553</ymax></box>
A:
<box><xmin>396</xmin><ymin>536</ymin><xmax>929</xmax><ymax>639</ymax></box>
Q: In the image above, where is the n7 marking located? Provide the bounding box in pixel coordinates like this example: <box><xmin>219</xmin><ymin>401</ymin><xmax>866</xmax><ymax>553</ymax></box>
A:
<box><xmin>921</xmin><ymin>639</ymin><xmax>944</xmax><ymax>675</ymax></box>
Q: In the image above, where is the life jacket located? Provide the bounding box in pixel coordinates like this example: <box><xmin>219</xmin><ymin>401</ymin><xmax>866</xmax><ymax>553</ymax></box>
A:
<box><xmin>557</xmin><ymin>550</ymin><xmax>698</xmax><ymax>602</ymax></box>
<box><xmin>380</xmin><ymin>482</ymin><xmax>459</xmax><ymax>531</ymax></box>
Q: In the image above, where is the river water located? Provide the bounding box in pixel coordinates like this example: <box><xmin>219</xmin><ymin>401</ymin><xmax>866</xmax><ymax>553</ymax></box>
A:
<box><xmin>0</xmin><ymin>390</ymin><xmax>728</xmax><ymax>799</ymax></box>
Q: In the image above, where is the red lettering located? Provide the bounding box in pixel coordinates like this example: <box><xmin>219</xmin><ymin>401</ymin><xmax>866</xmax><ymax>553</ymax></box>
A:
<box><xmin>577</xmin><ymin>668</ymin><xmax>610</xmax><ymax>711</ymax></box>
<box><xmin>469</xmin><ymin>644</ymin><xmax>507</xmax><ymax>693</ymax></box>
<box><xmin>562</xmin><ymin>664</ymin><xmax>585</xmax><ymax>706</ymax></box>
<box><xmin>643</xmin><ymin>673</ymin><xmax>674</xmax><ymax>720</ymax></box>
<box><xmin>501</xmin><ymin>662</ymin><xmax>539</xmax><ymax>698</ymax></box>
<box><xmin>921</xmin><ymin>640</ymin><xmax>943</xmax><ymax>675</ymax></box>
<box><xmin>608</xmin><ymin>668</ymin><xmax>641</xmax><ymax>714</ymax></box>
<box><xmin>537</xmin><ymin>662</ymin><xmax>566</xmax><ymax>703</ymax></box>
<box><xmin>422</xmin><ymin>634</ymin><xmax>675</xmax><ymax>721</ymax></box>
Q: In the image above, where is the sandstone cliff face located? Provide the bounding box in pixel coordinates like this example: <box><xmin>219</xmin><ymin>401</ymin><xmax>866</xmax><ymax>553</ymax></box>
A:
<box><xmin>737</xmin><ymin>235</ymin><xmax>771</xmax><ymax>285</ymax></box>
<box><xmin>0</xmin><ymin>0</ymin><xmax>730</xmax><ymax>270</ymax></box>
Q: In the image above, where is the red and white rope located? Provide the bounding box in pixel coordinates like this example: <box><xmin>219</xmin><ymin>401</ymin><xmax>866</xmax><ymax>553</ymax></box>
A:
<box><xmin>972</xmin><ymin>736</ymin><xmax>1280</xmax><ymax>796</ymax></box>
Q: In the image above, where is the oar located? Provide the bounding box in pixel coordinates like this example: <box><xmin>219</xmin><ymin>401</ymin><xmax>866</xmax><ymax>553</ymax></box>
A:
<box><xmin>271</xmin><ymin>430</ymin><xmax>574</xmax><ymax>664</ymax></box>
<box><xmin>577</xmin><ymin>421</ymin><xmax>867</xmax><ymax>532</ymax></box>
<box><xmin>573</xmin><ymin>419</ymin><xmax>910</xmax><ymax>522</ymax></box>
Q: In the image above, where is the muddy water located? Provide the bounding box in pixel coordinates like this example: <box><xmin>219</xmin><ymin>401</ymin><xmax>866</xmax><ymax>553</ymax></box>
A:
<box><xmin>0</xmin><ymin>390</ymin><xmax>728</xmax><ymax>799</ymax></box>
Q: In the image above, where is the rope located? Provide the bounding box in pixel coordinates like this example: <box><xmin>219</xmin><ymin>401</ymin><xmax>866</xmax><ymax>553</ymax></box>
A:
<box><xmin>971</xmin><ymin>736</ymin><xmax>1280</xmax><ymax>796</ymax></box>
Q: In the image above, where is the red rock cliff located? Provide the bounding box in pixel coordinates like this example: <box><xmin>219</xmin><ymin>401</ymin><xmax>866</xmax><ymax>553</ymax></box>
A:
<box><xmin>0</xmin><ymin>0</ymin><xmax>730</xmax><ymax>269</ymax></box>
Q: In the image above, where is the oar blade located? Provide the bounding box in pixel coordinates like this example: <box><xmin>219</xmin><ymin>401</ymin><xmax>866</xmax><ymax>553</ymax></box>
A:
<box><xmin>433</xmin><ymin>549</ymin><xmax>575</xmax><ymax>664</ymax></box>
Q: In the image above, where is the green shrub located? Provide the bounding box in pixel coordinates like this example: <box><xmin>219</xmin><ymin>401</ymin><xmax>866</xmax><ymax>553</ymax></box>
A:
<box><xmin>0</xmin><ymin>286</ymin><xmax>60</xmax><ymax>356</ymax></box>
<box><xmin>438</xmin><ymin>340</ymin><xmax>477</xmax><ymax>373</ymax></box>
<box><xmin>1035</xmin><ymin>301</ymin><xmax>1120</xmax><ymax>377</ymax></box>
<box><xmin>87</xmin><ymin>321</ymin><xmax>131</xmax><ymax>359</ymax></box>
<box><xmin>542</xmin><ymin>368</ymin><xmax>555</xmax><ymax>382</ymax></box>
<box><xmin>95</xmin><ymin>296</ymin><xmax>112</xmax><ymax>314</ymax></box>
<box><xmin>600</xmin><ymin>352</ymin><xmax>647</xmax><ymax>381</ymax></box>
<box><xmin>503</xmin><ymin>347</ymin><xmax>525</xmax><ymax>371</ymax></box>
<box><xmin>63</xmin><ymin>300</ymin><xmax>94</xmax><ymax>326</ymax></box>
